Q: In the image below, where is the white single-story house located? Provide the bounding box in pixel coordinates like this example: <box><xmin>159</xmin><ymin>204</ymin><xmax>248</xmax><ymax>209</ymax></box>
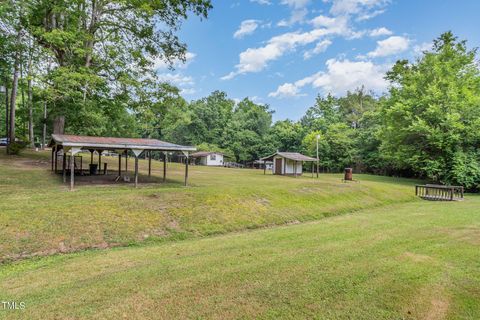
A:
<box><xmin>190</xmin><ymin>151</ymin><xmax>224</xmax><ymax>166</ymax></box>
<box><xmin>260</xmin><ymin>152</ymin><xmax>317</xmax><ymax>176</ymax></box>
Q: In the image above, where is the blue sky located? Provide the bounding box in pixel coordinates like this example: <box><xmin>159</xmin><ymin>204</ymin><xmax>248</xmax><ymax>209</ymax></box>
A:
<box><xmin>156</xmin><ymin>0</ymin><xmax>480</xmax><ymax>121</ymax></box>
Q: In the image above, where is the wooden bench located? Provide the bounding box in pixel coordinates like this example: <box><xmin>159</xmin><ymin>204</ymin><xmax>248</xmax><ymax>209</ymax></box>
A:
<box><xmin>415</xmin><ymin>184</ymin><xmax>464</xmax><ymax>201</ymax></box>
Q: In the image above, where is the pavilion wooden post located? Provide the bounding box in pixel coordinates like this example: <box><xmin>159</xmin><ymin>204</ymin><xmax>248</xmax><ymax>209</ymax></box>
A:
<box><xmin>263</xmin><ymin>160</ymin><xmax>266</xmax><ymax>175</ymax></box>
<box><xmin>54</xmin><ymin>147</ymin><xmax>58</xmax><ymax>173</ymax></box>
<box><xmin>118</xmin><ymin>154</ymin><xmax>121</xmax><ymax>177</ymax></box>
<box><xmin>148</xmin><ymin>150</ymin><xmax>152</xmax><ymax>177</ymax></box>
<box><xmin>70</xmin><ymin>153</ymin><xmax>74</xmax><ymax>190</ymax></box>
<box><xmin>98</xmin><ymin>150</ymin><xmax>102</xmax><ymax>170</ymax></box>
<box><xmin>183</xmin><ymin>151</ymin><xmax>189</xmax><ymax>186</ymax></box>
<box><xmin>294</xmin><ymin>160</ymin><xmax>297</xmax><ymax>178</ymax></box>
<box><xmin>134</xmin><ymin>157</ymin><xmax>138</xmax><ymax>187</ymax></box>
<box><xmin>125</xmin><ymin>150</ymin><xmax>128</xmax><ymax>172</ymax></box>
<box><xmin>69</xmin><ymin>148</ymin><xmax>81</xmax><ymax>191</ymax></box>
<box><xmin>90</xmin><ymin>150</ymin><xmax>93</xmax><ymax>165</ymax></box>
<box><xmin>62</xmin><ymin>151</ymin><xmax>67</xmax><ymax>183</ymax></box>
<box><xmin>131</xmin><ymin>149</ymin><xmax>143</xmax><ymax>188</ymax></box>
<box><xmin>51</xmin><ymin>145</ymin><xmax>55</xmax><ymax>171</ymax></box>
<box><xmin>163</xmin><ymin>152</ymin><xmax>167</xmax><ymax>182</ymax></box>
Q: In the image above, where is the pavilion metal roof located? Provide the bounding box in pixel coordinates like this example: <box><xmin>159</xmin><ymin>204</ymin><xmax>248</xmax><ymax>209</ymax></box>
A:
<box><xmin>49</xmin><ymin>134</ymin><xmax>196</xmax><ymax>151</ymax></box>
<box><xmin>260</xmin><ymin>152</ymin><xmax>317</xmax><ymax>162</ymax></box>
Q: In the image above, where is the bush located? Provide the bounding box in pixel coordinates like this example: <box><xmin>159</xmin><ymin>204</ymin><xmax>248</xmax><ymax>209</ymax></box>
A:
<box><xmin>7</xmin><ymin>141</ymin><xmax>27</xmax><ymax>155</ymax></box>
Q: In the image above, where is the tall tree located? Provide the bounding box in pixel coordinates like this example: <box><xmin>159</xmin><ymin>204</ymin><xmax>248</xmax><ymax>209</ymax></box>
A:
<box><xmin>9</xmin><ymin>0</ymin><xmax>212</xmax><ymax>136</ymax></box>
<box><xmin>380</xmin><ymin>32</ymin><xmax>480</xmax><ymax>188</ymax></box>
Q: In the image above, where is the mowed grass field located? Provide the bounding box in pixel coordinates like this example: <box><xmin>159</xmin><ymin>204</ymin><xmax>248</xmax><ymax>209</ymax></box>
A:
<box><xmin>0</xmin><ymin>149</ymin><xmax>416</xmax><ymax>262</ymax></box>
<box><xmin>1</xmin><ymin>197</ymin><xmax>479</xmax><ymax>319</ymax></box>
<box><xmin>0</xmin><ymin>148</ymin><xmax>479</xmax><ymax>319</ymax></box>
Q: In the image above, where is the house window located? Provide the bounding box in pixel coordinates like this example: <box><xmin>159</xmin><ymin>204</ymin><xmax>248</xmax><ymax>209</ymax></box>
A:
<box><xmin>210</xmin><ymin>154</ymin><xmax>216</xmax><ymax>160</ymax></box>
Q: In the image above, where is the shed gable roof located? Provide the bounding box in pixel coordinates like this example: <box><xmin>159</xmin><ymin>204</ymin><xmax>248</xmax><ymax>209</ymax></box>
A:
<box><xmin>260</xmin><ymin>152</ymin><xmax>317</xmax><ymax>162</ymax></box>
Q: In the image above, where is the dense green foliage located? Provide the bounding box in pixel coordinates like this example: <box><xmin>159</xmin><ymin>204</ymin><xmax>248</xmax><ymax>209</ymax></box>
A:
<box><xmin>0</xmin><ymin>0</ymin><xmax>212</xmax><ymax>140</ymax></box>
<box><xmin>1</xmin><ymin>7</ymin><xmax>479</xmax><ymax>190</ymax></box>
<box><xmin>380</xmin><ymin>33</ymin><xmax>480</xmax><ymax>188</ymax></box>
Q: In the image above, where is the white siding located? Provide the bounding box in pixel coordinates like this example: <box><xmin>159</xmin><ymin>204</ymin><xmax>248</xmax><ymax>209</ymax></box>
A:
<box><xmin>272</xmin><ymin>156</ymin><xmax>303</xmax><ymax>175</ymax></box>
<box><xmin>201</xmin><ymin>153</ymin><xmax>224</xmax><ymax>166</ymax></box>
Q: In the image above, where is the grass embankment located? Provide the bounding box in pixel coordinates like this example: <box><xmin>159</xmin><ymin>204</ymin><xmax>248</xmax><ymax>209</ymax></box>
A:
<box><xmin>0</xmin><ymin>149</ymin><xmax>416</xmax><ymax>262</ymax></box>
<box><xmin>1</xmin><ymin>197</ymin><xmax>479</xmax><ymax>319</ymax></box>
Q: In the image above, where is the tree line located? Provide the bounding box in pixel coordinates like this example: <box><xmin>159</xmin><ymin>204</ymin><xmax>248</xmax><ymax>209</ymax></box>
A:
<box><xmin>1</xmin><ymin>2</ymin><xmax>479</xmax><ymax>189</ymax></box>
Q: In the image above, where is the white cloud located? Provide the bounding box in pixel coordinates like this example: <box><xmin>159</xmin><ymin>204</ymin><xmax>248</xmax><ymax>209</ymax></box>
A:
<box><xmin>304</xmin><ymin>39</ymin><xmax>332</xmax><ymax>59</ymax></box>
<box><xmin>223</xmin><ymin>15</ymin><xmax>356</xmax><ymax>80</ymax></box>
<box><xmin>157</xmin><ymin>73</ymin><xmax>197</xmax><ymax>95</ymax></box>
<box><xmin>269</xmin><ymin>83</ymin><xmax>304</xmax><ymax>98</ymax></box>
<box><xmin>414</xmin><ymin>42</ymin><xmax>432</xmax><ymax>54</ymax></box>
<box><xmin>329</xmin><ymin>0</ymin><xmax>388</xmax><ymax>16</ymax></box>
<box><xmin>277</xmin><ymin>8</ymin><xmax>308</xmax><ymax>27</ymax></box>
<box><xmin>153</xmin><ymin>52</ymin><xmax>196</xmax><ymax>70</ymax></box>
<box><xmin>180</xmin><ymin>88</ymin><xmax>197</xmax><ymax>95</ymax></box>
<box><xmin>277</xmin><ymin>0</ymin><xmax>311</xmax><ymax>27</ymax></box>
<box><xmin>369</xmin><ymin>27</ymin><xmax>392</xmax><ymax>37</ymax></box>
<box><xmin>157</xmin><ymin>73</ymin><xmax>194</xmax><ymax>86</ymax></box>
<box><xmin>356</xmin><ymin>9</ymin><xmax>385</xmax><ymax>21</ymax></box>
<box><xmin>281</xmin><ymin>0</ymin><xmax>310</xmax><ymax>9</ymax></box>
<box><xmin>234</xmin><ymin>20</ymin><xmax>260</xmax><ymax>39</ymax></box>
<box><xmin>269</xmin><ymin>58</ymin><xmax>389</xmax><ymax>98</ymax></box>
<box><xmin>250</xmin><ymin>0</ymin><xmax>271</xmax><ymax>4</ymax></box>
<box><xmin>367</xmin><ymin>36</ymin><xmax>409</xmax><ymax>57</ymax></box>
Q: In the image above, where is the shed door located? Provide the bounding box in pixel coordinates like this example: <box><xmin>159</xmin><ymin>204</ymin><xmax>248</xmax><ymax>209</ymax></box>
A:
<box><xmin>275</xmin><ymin>158</ymin><xmax>282</xmax><ymax>175</ymax></box>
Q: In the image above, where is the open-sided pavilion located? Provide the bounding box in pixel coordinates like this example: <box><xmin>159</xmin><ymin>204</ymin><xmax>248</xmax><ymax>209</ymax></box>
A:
<box><xmin>48</xmin><ymin>134</ymin><xmax>196</xmax><ymax>190</ymax></box>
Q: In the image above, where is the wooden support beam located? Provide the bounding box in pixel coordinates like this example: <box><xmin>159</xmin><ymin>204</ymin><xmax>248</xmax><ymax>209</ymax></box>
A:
<box><xmin>90</xmin><ymin>150</ymin><xmax>93</xmax><ymax>164</ymax></box>
<box><xmin>134</xmin><ymin>156</ymin><xmax>139</xmax><ymax>188</ymax></box>
<box><xmin>118</xmin><ymin>154</ymin><xmax>121</xmax><ymax>177</ymax></box>
<box><xmin>125</xmin><ymin>150</ymin><xmax>128</xmax><ymax>172</ymax></box>
<box><xmin>62</xmin><ymin>152</ymin><xmax>67</xmax><ymax>183</ymax></box>
<box><xmin>131</xmin><ymin>149</ymin><xmax>143</xmax><ymax>188</ymax></box>
<box><xmin>184</xmin><ymin>152</ymin><xmax>189</xmax><ymax>186</ymax></box>
<box><xmin>98</xmin><ymin>151</ymin><xmax>102</xmax><ymax>169</ymax></box>
<box><xmin>54</xmin><ymin>147</ymin><xmax>58</xmax><ymax>173</ymax></box>
<box><xmin>51</xmin><ymin>145</ymin><xmax>55</xmax><ymax>171</ymax></box>
<box><xmin>70</xmin><ymin>152</ymin><xmax>75</xmax><ymax>191</ymax></box>
<box><xmin>148</xmin><ymin>150</ymin><xmax>152</xmax><ymax>177</ymax></box>
<box><xmin>163</xmin><ymin>152</ymin><xmax>167</xmax><ymax>182</ymax></box>
<box><xmin>263</xmin><ymin>160</ymin><xmax>266</xmax><ymax>175</ymax></box>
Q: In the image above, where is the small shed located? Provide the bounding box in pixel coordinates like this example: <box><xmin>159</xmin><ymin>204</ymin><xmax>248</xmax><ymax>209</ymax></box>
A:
<box><xmin>260</xmin><ymin>152</ymin><xmax>317</xmax><ymax>176</ymax></box>
<box><xmin>190</xmin><ymin>151</ymin><xmax>224</xmax><ymax>166</ymax></box>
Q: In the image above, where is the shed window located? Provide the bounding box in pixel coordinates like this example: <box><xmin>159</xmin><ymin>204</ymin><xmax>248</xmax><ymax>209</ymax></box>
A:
<box><xmin>210</xmin><ymin>154</ymin><xmax>216</xmax><ymax>160</ymax></box>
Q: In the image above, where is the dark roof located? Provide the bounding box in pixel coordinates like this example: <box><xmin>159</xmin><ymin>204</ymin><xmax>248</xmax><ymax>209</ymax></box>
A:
<box><xmin>260</xmin><ymin>152</ymin><xmax>317</xmax><ymax>162</ymax></box>
<box><xmin>190</xmin><ymin>151</ymin><xmax>223</xmax><ymax>158</ymax></box>
<box><xmin>49</xmin><ymin>134</ymin><xmax>196</xmax><ymax>151</ymax></box>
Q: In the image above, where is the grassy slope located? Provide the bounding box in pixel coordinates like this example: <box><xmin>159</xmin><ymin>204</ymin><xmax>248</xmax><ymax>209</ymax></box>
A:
<box><xmin>0</xmin><ymin>197</ymin><xmax>479</xmax><ymax>319</ymax></box>
<box><xmin>0</xmin><ymin>149</ymin><xmax>417</xmax><ymax>261</ymax></box>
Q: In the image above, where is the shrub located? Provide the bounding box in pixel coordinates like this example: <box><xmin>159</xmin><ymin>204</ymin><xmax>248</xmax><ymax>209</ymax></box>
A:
<box><xmin>7</xmin><ymin>141</ymin><xmax>27</xmax><ymax>155</ymax></box>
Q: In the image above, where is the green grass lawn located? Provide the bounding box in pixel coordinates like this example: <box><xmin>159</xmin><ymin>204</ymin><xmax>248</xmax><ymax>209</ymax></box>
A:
<box><xmin>1</xmin><ymin>148</ymin><xmax>478</xmax><ymax>319</ymax></box>
<box><xmin>0</xmin><ymin>149</ymin><xmax>416</xmax><ymax>262</ymax></box>
<box><xmin>1</xmin><ymin>197</ymin><xmax>479</xmax><ymax>319</ymax></box>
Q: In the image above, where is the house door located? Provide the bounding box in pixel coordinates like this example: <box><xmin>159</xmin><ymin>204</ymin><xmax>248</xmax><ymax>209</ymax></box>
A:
<box><xmin>275</xmin><ymin>158</ymin><xmax>283</xmax><ymax>175</ymax></box>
